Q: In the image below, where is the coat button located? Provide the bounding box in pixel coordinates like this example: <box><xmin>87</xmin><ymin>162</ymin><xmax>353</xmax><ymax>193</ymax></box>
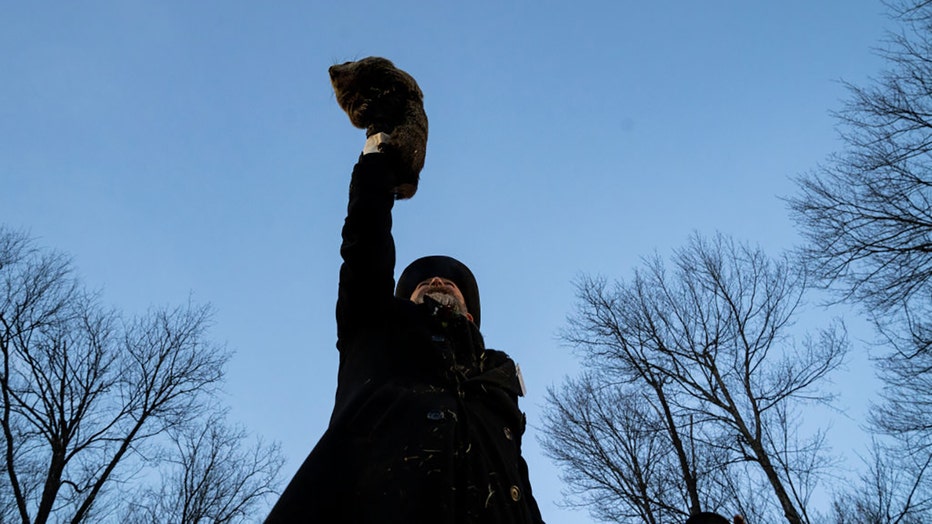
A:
<box><xmin>510</xmin><ymin>485</ymin><xmax>521</xmax><ymax>501</ymax></box>
<box><xmin>427</xmin><ymin>409</ymin><xmax>445</xmax><ymax>421</ymax></box>
<box><xmin>503</xmin><ymin>426</ymin><xmax>513</xmax><ymax>440</ymax></box>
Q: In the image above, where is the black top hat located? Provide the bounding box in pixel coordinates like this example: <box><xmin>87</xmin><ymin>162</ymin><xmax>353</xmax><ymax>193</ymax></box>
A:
<box><xmin>395</xmin><ymin>255</ymin><xmax>481</xmax><ymax>327</ymax></box>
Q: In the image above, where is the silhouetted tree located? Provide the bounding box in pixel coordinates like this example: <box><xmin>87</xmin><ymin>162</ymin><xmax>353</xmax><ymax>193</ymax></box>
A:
<box><xmin>789</xmin><ymin>1</ymin><xmax>932</xmax><ymax>520</ymax></box>
<box><xmin>122</xmin><ymin>410</ymin><xmax>284</xmax><ymax>524</ymax></box>
<box><xmin>542</xmin><ymin>373</ymin><xmax>733</xmax><ymax>524</ymax></box>
<box><xmin>543</xmin><ymin>233</ymin><xmax>846</xmax><ymax>524</ymax></box>
<box><xmin>831</xmin><ymin>439</ymin><xmax>930</xmax><ymax>524</ymax></box>
<box><xmin>790</xmin><ymin>0</ymin><xmax>932</xmax><ymax>320</ymax></box>
<box><xmin>0</xmin><ymin>227</ymin><xmax>282</xmax><ymax>523</ymax></box>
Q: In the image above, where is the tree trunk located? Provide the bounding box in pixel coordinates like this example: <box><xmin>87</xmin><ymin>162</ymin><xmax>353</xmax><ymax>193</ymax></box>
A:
<box><xmin>654</xmin><ymin>383</ymin><xmax>702</xmax><ymax>515</ymax></box>
<box><xmin>749</xmin><ymin>440</ymin><xmax>803</xmax><ymax>524</ymax></box>
<box><xmin>35</xmin><ymin>449</ymin><xmax>66</xmax><ymax>524</ymax></box>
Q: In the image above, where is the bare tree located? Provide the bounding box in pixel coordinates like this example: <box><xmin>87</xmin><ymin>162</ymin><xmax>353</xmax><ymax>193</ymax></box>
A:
<box><xmin>0</xmin><ymin>227</ymin><xmax>282</xmax><ymax>523</ymax></box>
<box><xmin>871</xmin><ymin>314</ymin><xmax>932</xmax><ymax>448</ymax></box>
<box><xmin>789</xmin><ymin>0</ymin><xmax>932</xmax><ymax>318</ymax></box>
<box><xmin>832</xmin><ymin>438</ymin><xmax>931</xmax><ymax>524</ymax></box>
<box><xmin>788</xmin><ymin>1</ymin><xmax>932</xmax><ymax>519</ymax></box>
<box><xmin>544</xmin><ymin>233</ymin><xmax>847</xmax><ymax>524</ymax></box>
<box><xmin>122</xmin><ymin>410</ymin><xmax>284</xmax><ymax>524</ymax></box>
<box><xmin>541</xmin><ymin>370</ymin><xmax>751</xmax><ymax>524</ymax></box>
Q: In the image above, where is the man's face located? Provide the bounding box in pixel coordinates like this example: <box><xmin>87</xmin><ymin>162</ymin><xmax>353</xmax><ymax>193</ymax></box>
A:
<box><xmin>409</xmin><ymin>276</ymin><xmax>468</xmax><ymax>314</ymax></box>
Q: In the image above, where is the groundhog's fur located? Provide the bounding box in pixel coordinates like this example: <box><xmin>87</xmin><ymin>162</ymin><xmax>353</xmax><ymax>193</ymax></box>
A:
<box><xmin>329</xmin><ymin>57</ymin><xmax>428</xmax><ymax>199</ymax></box>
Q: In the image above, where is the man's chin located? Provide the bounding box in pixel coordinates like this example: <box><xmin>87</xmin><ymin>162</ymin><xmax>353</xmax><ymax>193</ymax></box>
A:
<box><xmin>424</xmin><ymin>292</ymin><xmax>465</xmax><ymax>313</ymax></box>
<box><xmin>424</xmin><ymin>291</ymin><xmax>454</xmax><ymax>304</ymax></box>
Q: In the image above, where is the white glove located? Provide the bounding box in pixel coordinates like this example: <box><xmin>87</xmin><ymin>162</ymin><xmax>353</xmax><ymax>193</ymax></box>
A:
<box><xmin>363</xmin><ymin>132</ymin><xmax>391</xmax><ymax>155</ymax></box>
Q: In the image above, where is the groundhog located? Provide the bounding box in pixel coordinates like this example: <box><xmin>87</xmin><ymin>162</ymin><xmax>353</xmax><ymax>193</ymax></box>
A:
<box><xmin>329</xmin><ymin>57</ymin><xmax>428</xmax><ymax>199</ymax></box>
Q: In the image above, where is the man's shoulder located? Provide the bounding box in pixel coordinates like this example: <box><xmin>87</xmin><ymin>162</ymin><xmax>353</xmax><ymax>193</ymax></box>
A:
<box><xmin>483</xmin><ymin>348</ymin><xmax>514</xmax><ymax>365</ymax></box>
<box><xmin>476</xmin><ymin>349</ymin><xmax>528</xmax><ymax>397</ymax></box>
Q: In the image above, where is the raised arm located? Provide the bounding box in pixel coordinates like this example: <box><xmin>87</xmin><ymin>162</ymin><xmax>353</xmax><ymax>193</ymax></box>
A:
<box><xmin>336</xmin><ymin>153</ymin><xmax>399</xmax><ymax>343</ymax></box>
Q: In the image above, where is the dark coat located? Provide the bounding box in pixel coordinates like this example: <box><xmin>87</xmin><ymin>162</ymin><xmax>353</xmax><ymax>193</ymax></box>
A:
<box><xmin>265</xmin><ymin>154</ymin><xmax>545</xmax><ymax>523</ymax></box>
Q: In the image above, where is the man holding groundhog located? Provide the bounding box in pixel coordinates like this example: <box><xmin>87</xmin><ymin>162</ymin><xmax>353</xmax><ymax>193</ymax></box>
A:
<box><xmin>266</xmin><ymin>58</ymin><xmax>544</xmax><ymax>524</ymax></box>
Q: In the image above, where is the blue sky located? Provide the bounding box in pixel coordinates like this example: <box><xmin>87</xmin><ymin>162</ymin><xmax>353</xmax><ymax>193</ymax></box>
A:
<box><xmin>2</xmin><ymin>2</ymin><xmax>891</xmax><ymax>521</ymax></box>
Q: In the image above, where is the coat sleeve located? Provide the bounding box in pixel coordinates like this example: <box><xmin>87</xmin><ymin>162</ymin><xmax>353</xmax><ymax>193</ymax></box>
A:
<box><xmin>336</xmin><ymin>153</ymin><xmax>398</xmax><ymax>345</ymax></box>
